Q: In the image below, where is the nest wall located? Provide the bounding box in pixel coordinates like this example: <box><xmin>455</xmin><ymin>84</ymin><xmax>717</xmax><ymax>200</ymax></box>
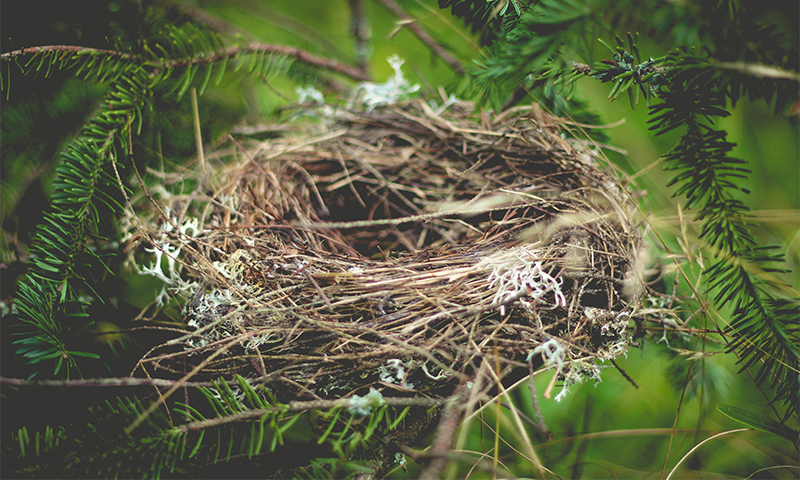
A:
<box><xmin>128</xmin><ymin>100</ymin><xmax>642</xmax><ymax>402</ymax></box>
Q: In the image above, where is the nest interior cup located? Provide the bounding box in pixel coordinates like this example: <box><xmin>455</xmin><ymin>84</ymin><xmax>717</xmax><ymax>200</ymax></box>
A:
<box><xmin>131</xmin><ymin>100</ymin><xmax>642</xmax><ymax>401</ymax></box>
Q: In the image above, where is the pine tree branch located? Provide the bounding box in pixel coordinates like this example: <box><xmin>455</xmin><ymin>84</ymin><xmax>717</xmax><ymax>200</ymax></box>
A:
<box><xmin>174</xmin><ymin>396</ymin><xmax>449</xmax><ymax>434</ymax></box>
<box><xmin>2</xmin><ymin>43</ymin><xmax>372</xmax><ymax>83</ymax></box>
<box><xmin>0</xmin><ymin>45</ymin><xmax>135</xmax><ymax>60</ymax></box>
<box><xmin>648</xmin><ymin>77</ymin><xmax>800</xmax><ymax>417</ymax></box>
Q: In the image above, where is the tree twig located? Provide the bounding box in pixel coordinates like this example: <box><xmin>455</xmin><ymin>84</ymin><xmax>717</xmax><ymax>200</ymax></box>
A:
<box><xmin>0</xmin><ymin>376</ymin><xmax>217</xmax><ymax>388</ymax></box>
<box><xmin>175</xmin><ymin>396</ymin><xmax>451</xmax><ymax>433</ymax></box>
<box><xmin>527</xmin><ymin>366</ymin><xmax>552</xmax><ymax>439</ymax></box>
<box><xmin>373</xmin><ymin>0</ymin><xmax>465</xmax><ymax>75</ymax></box>
<box><xmin>160</xmin><ymin>43</ymin><xmax>371</xmax><ymax>81</ymax></box>
<box><xmin>419</xmin><ymin>383</ymin><xmax>469</xmax><ymax>480</ymax></box>
<box><xmin>348</xmin><ymin>0</ymin><xmax>372</xmax><ymax>75</ymax></box>
<box><xmin>1</xmin><ymin>43</ymin><xmax>371</xmax><ymax>83</ymax></box>
<box><xmin>0</xmin><ymin>45</ymin><xmax>133</xmax><ymax>60</ymax></box>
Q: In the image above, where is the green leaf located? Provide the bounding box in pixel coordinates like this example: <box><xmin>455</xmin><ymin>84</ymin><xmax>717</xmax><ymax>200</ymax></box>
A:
<box><xmin>717</xmin><ymin>405</ymin><xmax>798</xmax><ymax>443</ymax></box>
<box><xmin>53</xmin><ymin>355</ymin><xmax>64</xmax><ymax>375</ymax></box>
<box><xmin>317</xmin><ymin>408</ymin><xmax>342</xmax><ymax>444</ymax></box>
<box><xmin>189</xmin><ymin>430</ymin><xmax>205</xmax><ymax>458</ymax></box>
<box><xmin>18</xmin><ymin>427</ymin><xmax>28</xmax><ymax>457</ymax></box>
<box><xmin>598</xmin><ymin>38</ymin><xmax>616</xmax><ymax>55</ymax></box>
<box><xmin>68</xmin><ymin>350</ymin><xmax>101</xmax><ymax>359</ymax></box>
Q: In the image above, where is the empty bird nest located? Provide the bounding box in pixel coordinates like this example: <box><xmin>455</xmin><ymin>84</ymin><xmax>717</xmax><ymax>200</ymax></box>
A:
<box><xmin>125</xmin><ymin>98</ymin><xmax>643</xmax><ymax>403</ymax></box>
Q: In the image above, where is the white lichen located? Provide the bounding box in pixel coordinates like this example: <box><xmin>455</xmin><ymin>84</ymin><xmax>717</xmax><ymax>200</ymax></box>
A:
<box><xmin>420</xmin><ymin>360</ymin><xmax>449</xmax><ymax>381</ymax></box>
<box><xmin>379</xmin><ymin>359</ymin><xmax>409</xmax><ymax>386</ymax></box>
<box><xmin>529</xmin><ymin>338</ymin><xmax>566</xmax><ymax>369</ymax></box>
<box><xmin>428</xmin><ymin>93</ymin><xmax>460</xmax><ymax>115</ymax></box>
<box><xmin>555</xmin><ymin>360</ymin><xmax>604</xmax><ymax>402</ymax></box>
<box><xmin>349</xmin><ymin>55</ymin><xmax>420</xmax><ymax>111</ymax></box>
<box><xmin>138</xmin><ymin>214</ymin><xmax>199</xmax><ymax>305</ymax></box>
<box><xmin>528</xmin><ymin>338</ymin><xmax>607</xmax><ymax>402</ymax></box>
<box><xmin>296</xmin><ymin>86</ymin><xmax>325</xmax><ymax>104</ymax></box>
<box><xmin>480</xmin><ymin>246</ymin><xmax>566</xmax><ymax>315</ymax></box>
<box><xmin>348</xmin><ymin>387</ymin><xmax>385</xmax><ymax>416</ymax></box>
<box><xmin>186</xmin><ymin>288</ymin><xmax>235</xmax><ymax>329</ymax></box>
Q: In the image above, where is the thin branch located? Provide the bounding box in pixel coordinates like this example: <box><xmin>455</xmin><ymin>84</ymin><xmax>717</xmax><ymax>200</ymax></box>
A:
<box><xmin>190</xmin><ymin>87</ymin><xmax>207</xmax><ymax>174</ymax></box>
<box><xmin>419</xmin><ymin>383</ymin><xmax>469</xmax><ymax>480</ymax></box>
<box><xmin>373</xmin><ymin>0</ymin><xmax>465</xmax><ymax>75</ymax></box>
<box><xmin>1</xmin><ymin>43</ymin><xmax>371</xmax><ymax>83</ymax></box>
<box><xmin>175</xmin><ymin>396</ymin><xmax>451</xmax><ymax>433</ymax></box>
<box><xmin>250</xmin><ymin>3</ymin><xmax>357</xmax><ymax>63</ymax></box>
<box><xmin>0</xmin><ymin>376</ymin><xmax>218</xmax><ymax>388</ymax></box>
<box><xmin>160</xmin><ymin>43</ymin><xmax>371</xmax><ymax>82</ymax></box>
<box><xmin>665</xmin><ymin>429</ymin><xmax>750</xmax><ymax>480</ymax></box>
<box><xmin>610</xmin><ymin>357</ymin><xmax>639</xmax><ymax>389</ymax></box>
<box><xmin>349</xmin><ymin>0</ymin><xmax>372</xmax><ymax>75</ymax></box>
<box><xmin>527</xmin><ymin>366</ymin><xmax>552</xmax><ymax>439</ymax></box>
<box><xmin>715</xmin><ymin>61</ymin><xmax>800</xmax><ymax>82</ymax></box>
<box><xmin>162</xmin><ymin>0</ymin><xmax>247</xmax><ymax>38</ymax></box>
<box><xmin>0</xmin><ymin>45</ymin><xmax>134</xmax><ymax>60</ymax></box>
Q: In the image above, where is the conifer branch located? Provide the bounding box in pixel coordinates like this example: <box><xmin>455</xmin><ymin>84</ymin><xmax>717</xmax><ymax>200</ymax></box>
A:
<box><xmin>0</xmin><ymin>45</ymin><xmax>135</xmax><ymax>60</ymax></box>
<box><xmin>2</xmin><ymin>43</ymin><xmax>371</xmax><ymax>82</ymax></box>
<box><xmin>175</xmin><ymin>396</ymin><xmax>449</xmax><ymax>434</ymax></box>
<box><xmin>459</xmin><ymin>0</ymin><xmax>799</xmax><ymax>417</ymax></box>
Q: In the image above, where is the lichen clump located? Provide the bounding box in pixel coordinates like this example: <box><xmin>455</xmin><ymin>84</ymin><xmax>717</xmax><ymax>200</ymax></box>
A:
<box><xmin>127</xmin><ymin>99</ymin><xmax>642</xmax><ymax>402</ymax></box>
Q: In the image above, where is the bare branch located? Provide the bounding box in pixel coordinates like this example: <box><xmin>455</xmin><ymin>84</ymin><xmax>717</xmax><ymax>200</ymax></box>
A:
<box><xmin>419</xmin><ymin>383</ymin><xmax>469</xmax><ymax>480</ymax></box>
<box><xmin>161</xmin><ymin>43</ymin><xmax>371</xmax><ymax>82</ymax></box>
<box><xmin>349</xmin><ymin>0</ymin><xmax>372</xmax><ymax>75</ymax></box>
<box><xmin>373</xmin><ymin>0</ymin><xmax>465</xmax><ymax>75</ymax></box>
<box><xmin>0</xmin><ymin>376</ymin><xmax>216</xmax><ymax>388</ymax></box>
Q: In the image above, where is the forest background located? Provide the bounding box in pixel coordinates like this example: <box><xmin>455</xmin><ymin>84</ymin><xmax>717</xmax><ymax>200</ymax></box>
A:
<box><xmin>0</xmin><ymin>0</ymin><xmax>798</xmax><ymax>478</ymax></box>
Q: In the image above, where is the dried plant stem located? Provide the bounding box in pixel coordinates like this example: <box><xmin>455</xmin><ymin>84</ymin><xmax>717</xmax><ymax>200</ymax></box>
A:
<box><xmin>191</xmin><ymin>87</ymin><xmax>206</xmax><ymax>174</ymax></box>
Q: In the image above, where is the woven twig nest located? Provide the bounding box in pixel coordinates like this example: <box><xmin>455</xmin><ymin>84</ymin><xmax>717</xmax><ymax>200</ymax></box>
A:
<box><xmin>130</xmin><ymin>100</ymin><xmax>642</xmax><ymax>402</ymax></box>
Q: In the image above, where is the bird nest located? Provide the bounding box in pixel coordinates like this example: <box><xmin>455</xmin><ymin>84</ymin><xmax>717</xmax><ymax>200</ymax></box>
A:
<box><xmin>127</xmin><ymin>99</ymin><xmax>642</xmax><ymax>403</ymax></box>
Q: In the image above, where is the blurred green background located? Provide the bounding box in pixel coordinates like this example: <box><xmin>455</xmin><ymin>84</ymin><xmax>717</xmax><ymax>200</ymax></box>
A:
<box><xmin>1</xmin><ymin>1</ymin><xmax>797</xmax><ymax>478</ymax></box>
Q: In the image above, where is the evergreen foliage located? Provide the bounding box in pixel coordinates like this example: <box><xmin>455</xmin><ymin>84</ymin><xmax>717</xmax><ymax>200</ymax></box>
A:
<box><xmin>1</xmin><ymin>0</ymin><xmax>798</xmax><ymax>477</ymax></box>
<box><xmin>466</xmin><ymin>0</ymin><xmax>799</xmax><ymax>422</ymax></box>
<box><xmin>649</xmin><ymin>59</ymin><xmax>799</xmax><ymax>416</ymax></box>
<box><xmin>4</xmin><ymin>376</ymin><xmax>415</xmax><ymax>479</ymax></box>
<box><xmin>1</xmin><ymin>12</ymin><xmax>354</xmax><ymax>379</ymax></box>
<box><xmin>10</xmin><ymin>65</ymin><xmax>148</xmax><ymax>378</ymax></box>
<box><xmin>438</xmin><ymin>0</ymin><xmax>526</xmax><ymax>43</ymax></box>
